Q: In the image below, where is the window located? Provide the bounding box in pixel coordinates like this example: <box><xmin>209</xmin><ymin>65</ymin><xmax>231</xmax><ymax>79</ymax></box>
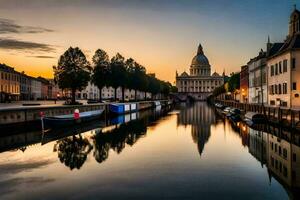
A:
<box><xmin>293</xmin><ymin>153</ymin><xmax>297</xmax><ymax>162</ymax></box>
<box><xmin>271</xmin><ymin>142</ymin><xmax>274</xmax><ymax>150</ymax></box>
<box><xmin>293</xmin><ymin>82</ymin><xmax>297</xmax><ymax>90</ymax></box>
<box><xmin>283</xmin><ymin>166</ymin><xmax>288</xmax><ymax>177</ymax></box>
<box><xmin>279</xmin><ymin>146</ymin><xmax>282</xmax><ymax>155</ymax></box>
<box><xmin>270</xmin><ymin>85</ymin><xmax>273</xmax><ymax>94</ymax></box>
<box><xmin>275</xmin><ymin>84</ymin><xmax>278</xmax><ymax>94</ymax></box>
<box><xmin>279</xmin><ymin>61</ymin><xmax>282</xmax><ymax>73</ymax></box>
<box><xmin>283</xmin><ymin>83</ymin><xmax>288</xmax><ymax>94</ymax></box>
<box><xmin>271</xmin><ymin>65</ymin><xmax>274</xmax><ymax>76</ymax></box>
<box><xmin>283</xmin><ymin>148</ymin><xmax>287</xmax><ymax>159</ymax></box>
<box><xmin>275</xmin><ymin>64</ymin><xmax>278</xmax><ymax>75</ymax></box>
<box><xmin>270</xmin><ymin>100</ymin><xmax>275</xmax><ymax>105</ymax></box>
<box><xmin>292</xmin><ymin>58</ymin><xmax>296</xmax><ymax>69</ymax></box>
<box><xmin>283</xmin><ymin>59</ymin><xmax>288</xmax><ymax>72</ymax></box>
<box><xmin>278</xmin><ymin>84</ymin><xmax>282</xmax><ymax>94</ymax></box>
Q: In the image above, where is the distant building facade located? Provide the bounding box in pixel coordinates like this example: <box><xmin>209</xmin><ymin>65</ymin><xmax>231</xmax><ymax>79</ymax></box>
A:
<box><xmin>248</xmin><ymin>50</ymin><xmax>268</xmax><ymax>104</ymax></box>
<box><xmin>176</xmin><ymin>44</ymin><xmax>224</xmax><ymax>101</ymax></box>
<box><xmin>30</xmin><ymin>78</ymin><xmax>42</xmax><ymax>100</ymax></box>
<box><xmin>19</xmin><ymin>72</ymin><xmax>31</xmax><ymax>100</ymax></box>
<box><xmin>0</xmin><ymin>64</ymin><xmax>20</xmax><ymax>102</ymax></box>
<box><xmin>240</xmin><ymin>65</ymin><xmax>249</xmax><ymax>103</ymax></box>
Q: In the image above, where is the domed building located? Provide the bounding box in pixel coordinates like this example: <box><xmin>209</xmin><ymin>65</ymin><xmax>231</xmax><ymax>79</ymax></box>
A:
<box><xmin>176</xmin><ymin>43</ymin><xmax>224</xmax><ymax>101</ymax></box>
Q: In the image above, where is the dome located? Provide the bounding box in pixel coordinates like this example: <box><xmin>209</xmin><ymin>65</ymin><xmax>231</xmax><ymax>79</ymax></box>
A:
<box><xmin>189</xmin><ymin>43</ymin><xmax>211</xmax><ymax>76</ymax></box>
<box><xmin>191</xmin><ymin>44</ymin><xmax>210</xmax><ymax>67</ymax></box>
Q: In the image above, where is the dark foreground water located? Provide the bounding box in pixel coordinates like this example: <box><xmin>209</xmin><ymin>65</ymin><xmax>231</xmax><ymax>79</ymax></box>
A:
<box><xmin>0</xmin><ymin>102</ymin><xmax>299</xmax><ymax>199</ymax></box>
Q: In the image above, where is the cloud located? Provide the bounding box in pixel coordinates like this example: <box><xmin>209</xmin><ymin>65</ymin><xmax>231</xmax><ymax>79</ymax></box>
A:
<box><xmin>0</xmin><ymin>18</ymin><xmax>54</xmax><ymax>34</ymax></box>
<box><xmin>28</xmin><ymin>55</ymin><xmax>56</xmax><ymax>59</ymax></box>
<box><xmin>0</xmin><ymin>38</ymin><xmax>56</xmax><ymax>52</ymax></box>
<box><xmin>0</xmin><ymin>158</ymin><xmax>55</xmax><ymax>175</ymax></box>
<box><xmin>0</xmin><ymin>177</ymin><xmax>55</xmax><ymax>197</ymax></box>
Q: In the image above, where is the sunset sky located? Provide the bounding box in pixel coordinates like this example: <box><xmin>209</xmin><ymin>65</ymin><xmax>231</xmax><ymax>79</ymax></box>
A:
<box><xmin>0</xmin><ymin>0</ymin><xmax>296</xmax><ymax>83</ymax></box>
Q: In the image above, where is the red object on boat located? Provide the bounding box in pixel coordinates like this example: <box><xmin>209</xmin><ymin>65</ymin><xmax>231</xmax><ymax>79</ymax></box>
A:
<box><xmin>74</xmin><ymin>109</ymin><xmax>80</xmax><ymax>119</ymax></box>
<box><xmin>40</xmin><ymin>111</ymin><xmax>45</xmax><ymax>117</ymax></box>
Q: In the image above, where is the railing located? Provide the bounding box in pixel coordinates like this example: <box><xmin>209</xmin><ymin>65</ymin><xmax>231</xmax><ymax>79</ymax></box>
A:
<box><xmin>216</xmin><ymin>100</ymin><xmax>300</xmax><ymax>129</ymax></box>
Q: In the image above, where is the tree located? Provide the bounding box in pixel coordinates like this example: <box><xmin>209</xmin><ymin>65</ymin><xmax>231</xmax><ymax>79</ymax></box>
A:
<box><xmin>126</xmin><ymin>59</ymin><xmax>147</xmax><ymax>100</ymax></box>
<box><xmin>91</xmin><ymin>49</ymin><xmax>110</xmax><ymax>101</ymax></box>
<box><xmin>227</xmin><ymin>73</ymin><xmax>240</xmax><ymax>92</ymax></box>
<box><xmin>147</xmin><ymin>75</ymin><xmax>160</xmax><ymax>100</ymax></box>
<box><xmin>110</xmin><ymin>53</ymin><xmax>128</xmax><ymax>102</ymax></box>
<box><xmin>53</xmin><ymin>47</ymin><xmax>91</xmax><ymax>104</ymax></box>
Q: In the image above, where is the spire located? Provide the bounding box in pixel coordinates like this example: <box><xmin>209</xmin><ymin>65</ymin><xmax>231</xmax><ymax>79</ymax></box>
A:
<box><xmin>267</xmin><ymin>35</ymin><xmax>272</xmax><ymax>54</ymax></box>
<box><xmin>294</xmin><ymin>4</ymin><xmax>297</xmax><ymax>11</ymax></box>
<box><xmin>197</xmin><ymin>43</ymin><xmax>204</xmax><ymax>55</ymax></box>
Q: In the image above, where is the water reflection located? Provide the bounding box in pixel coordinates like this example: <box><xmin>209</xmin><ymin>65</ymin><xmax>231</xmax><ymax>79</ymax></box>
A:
<box><xmin>229</xmin><ymin>119</ymin><xmax>300</xmax><ymax>198</ymax></box>
<box><xmin>55</xmin><ymin>135</ymin><xmax>93</xmax><ymax>170</ymax></box>
<box><xmin>176</xmin><ymin>102</ymin><xmax>300</xmax><ymax>198</ymax></box>
<box><xmin>1</xmin><ymin>102</ymin><xmax>300</xmax><ymax>199</ymax></box>
<box><xmin>177</xmin><ymin>102</ymin><xmax>219</xmax><ymax>156</ymax></box>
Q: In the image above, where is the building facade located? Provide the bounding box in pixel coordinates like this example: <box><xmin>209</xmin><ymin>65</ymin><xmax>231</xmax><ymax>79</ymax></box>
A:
<box><xmin>240</xmin><ymin>65</ymin><xmax>249</xmax><ymax>103</ymax></box>
<box><xmin>267</xmin><ymin>8</ymin><xmax>300</xmax><ymax>108</ymax></box>
<box><xmin>19</xmin><ymin>72</ymin><xmax>31</xmax><ymax>100</ymax></box>
<box><xmin>0</xmin><ymin>64</ymin><xmax>20</xmax><ymax>102</ymax></box>
<box><xmin>248</xmin><ymin>50</ymin><xmax>268</xmax><ymax>104</ymax></box>
<box><xmin>176</xmin><ymin>44</ymin><xmax>224</xmax><ymax>101</ymax></box>
<box><xmin>30</xmin><ymin>78</ymin><xmax>42</xmax><ymax>100</ymax></box>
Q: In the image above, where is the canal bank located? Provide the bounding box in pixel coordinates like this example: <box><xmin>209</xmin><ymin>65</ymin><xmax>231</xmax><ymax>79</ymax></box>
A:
<box><xmin>0</xmin><ymin>100</ymin><xmax>172</xmax><ymax>129</ymax></box>
<box><xmin>214</xmin><ymin>100</ymin><xmax>300</xmax><ymax>131</ymax></box>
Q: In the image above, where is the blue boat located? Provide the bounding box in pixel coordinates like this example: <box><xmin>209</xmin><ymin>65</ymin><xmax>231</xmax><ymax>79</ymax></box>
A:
<box><xmin>109</xmin><ymin>103</ymin><xmax>138</xmax><ymax>114</ymax></box>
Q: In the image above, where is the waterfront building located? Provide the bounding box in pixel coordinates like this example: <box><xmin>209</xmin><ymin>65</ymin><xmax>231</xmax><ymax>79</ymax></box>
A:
<box><xmin>176</xmin><ymin>43</ymin><xmax>224</xmax><ymax>101</ymax></box>
<box><xmin>30</xmin><ymin>77</ymin><xmax>42</xmax><ymax>100</ymax></box>
<box><xmin>267</xmin><ymin>7</ymin><xmax>300</xmax><ymax>108</ymax></box>
<box><xmin>248</xmin><ymin>50</ymin><xmax>268</xmax><ymax>104</ymax></box>
<box><xmin>19</xmin><ymin>72</ymin><xmax>32</xmax><ymax>100</ymax></box>
<box><xmin>37</xmin><ymin>77</ymin><xmax>50</xmax><ymax>99</ymax></box>
<box><xmin>0</xmin><ymin>64</ymin><xmax>20</xmax><ymax>102</ymax></box>
<box><xmin>240</xmin><ymin>65</ymin><xmax>249</xmax><ymax>103</ymax></box>
<box><xmin>47</xmin><ymin>79</ymin><xmax>61</xmax><ymax>99</ymax></box>
<box><xmin>77</xmin><ymin>82</ymin><xmax>100</xmax><ymax>100</ymax></box>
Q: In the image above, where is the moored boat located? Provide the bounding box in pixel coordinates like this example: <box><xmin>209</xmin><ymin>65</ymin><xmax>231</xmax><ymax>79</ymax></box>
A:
<box><xmin>109</xmin><ymin>103</ymin><xmax>138</xmax><ymax>114</ymax></box>
<box><xmin>243</xmin><ymin>112</ymin><xmax>266</xmax><ymax>126</ymax></box>
<box><xmin>43</xmin><ymin>109</ymin><xmax>104</xmax><ymax>129</ymax></box>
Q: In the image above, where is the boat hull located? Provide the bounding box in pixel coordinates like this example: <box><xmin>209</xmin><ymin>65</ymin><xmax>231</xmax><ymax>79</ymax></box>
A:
<box><xmin>109</xmin><ymin>103</ymin><xmax>137</xmax><ymax>114</ymax></box>
<box><xmin>43</xmin><ymin>110</ymin><xmax>104</xmax><ymax>129</ymax></box>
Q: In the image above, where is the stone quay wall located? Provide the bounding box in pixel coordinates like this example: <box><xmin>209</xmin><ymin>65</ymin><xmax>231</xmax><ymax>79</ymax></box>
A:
<box><xmin>0</xmin><ymin>100</ymin><xmax>170</xmax><ymax>126</ymax></box>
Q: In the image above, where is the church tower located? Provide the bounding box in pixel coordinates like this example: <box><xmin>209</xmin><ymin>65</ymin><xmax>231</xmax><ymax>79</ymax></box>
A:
<box><xmin>289</xmin><ymin>5</ymin><xmax>300</xmax><ymax>37</ymax></box>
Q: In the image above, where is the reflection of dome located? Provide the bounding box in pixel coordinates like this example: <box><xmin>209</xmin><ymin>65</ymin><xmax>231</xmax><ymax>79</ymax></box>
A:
<box><xmin>190</xmin><ymin>43</ymin><xmax>211</xmax><ymax>76</ymax></box>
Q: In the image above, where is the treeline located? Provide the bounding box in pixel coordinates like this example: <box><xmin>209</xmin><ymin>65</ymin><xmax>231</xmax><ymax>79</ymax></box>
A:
<box><xmin>53</xmin><ymin>47</ymin><xmax>175</xmax><ymax>104</ymax></box>
<box><xmin>211</xmin><ymin>73</ymin><xmax>240</xmax><ymax>97</ymax></box>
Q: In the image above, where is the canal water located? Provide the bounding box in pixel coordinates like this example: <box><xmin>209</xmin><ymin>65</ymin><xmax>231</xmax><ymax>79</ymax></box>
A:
<box><xmin>0</xmin><ymin>102</ymin><xmax>299</xmax><ymax>199</ymax></box>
